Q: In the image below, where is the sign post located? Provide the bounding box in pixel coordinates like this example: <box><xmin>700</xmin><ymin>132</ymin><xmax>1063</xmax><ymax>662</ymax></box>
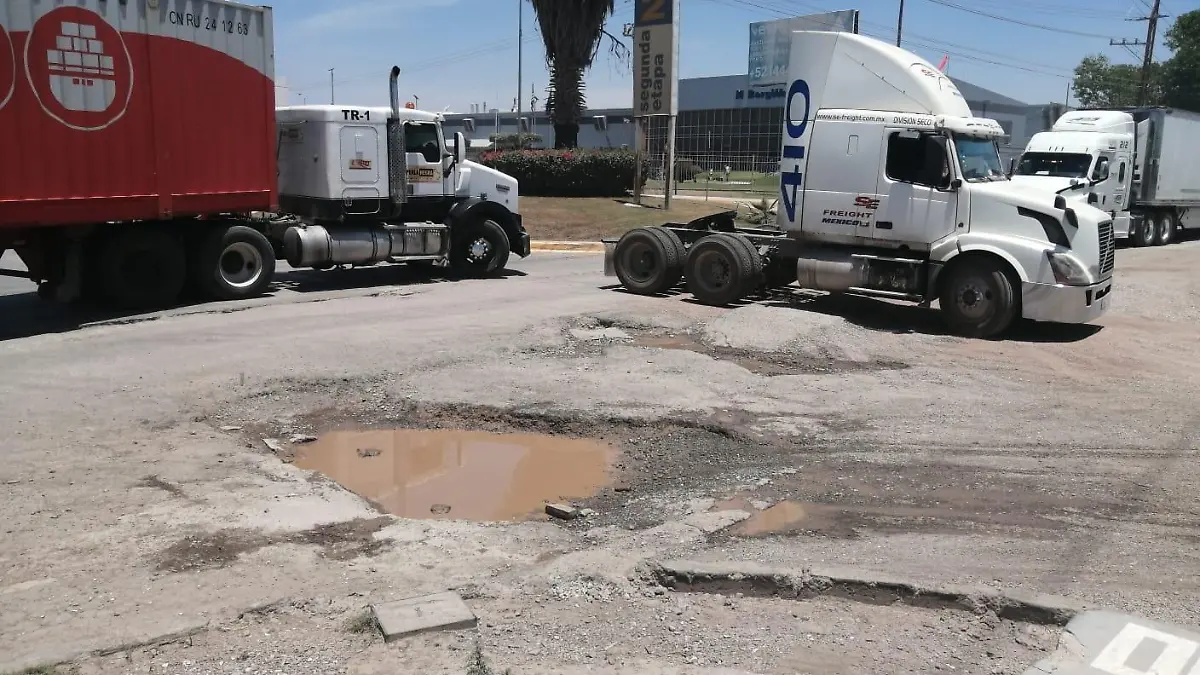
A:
<box><xmin>632</xmin><ymin>0</ymin><xmax>679</xmax><ymax>209</ymax></box>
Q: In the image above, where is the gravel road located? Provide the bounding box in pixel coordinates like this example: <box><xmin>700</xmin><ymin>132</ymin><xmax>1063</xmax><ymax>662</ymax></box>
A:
<box><xmin>1</xmin><ymin>239</ymin><xmax>1198</xmax><ymax>674</ymax></box>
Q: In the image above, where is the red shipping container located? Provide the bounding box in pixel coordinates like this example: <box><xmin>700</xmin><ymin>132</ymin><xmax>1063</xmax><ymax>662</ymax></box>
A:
<box><xmin>0</xmin><ymin>0</ymin><xmax>277</xmax><ymax>231</ymax></box>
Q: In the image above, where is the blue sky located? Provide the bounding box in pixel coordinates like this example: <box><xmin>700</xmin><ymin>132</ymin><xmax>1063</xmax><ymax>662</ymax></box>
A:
<box><xmin>273</xmin><ymin>0</ymin><xmax>1181</xmax><ymax>113</ymax></box>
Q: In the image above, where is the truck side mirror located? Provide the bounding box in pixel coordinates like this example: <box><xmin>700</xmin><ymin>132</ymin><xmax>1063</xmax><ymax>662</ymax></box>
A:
<box><xmin>1087</xmin><ymin>192</ymin><xmax>1099</xmax><ymax>205</ymax></box>
<box><xmin>454</xmin><ymin>131</ymin><xmax>467</xmax><ymax>164</ymax></box>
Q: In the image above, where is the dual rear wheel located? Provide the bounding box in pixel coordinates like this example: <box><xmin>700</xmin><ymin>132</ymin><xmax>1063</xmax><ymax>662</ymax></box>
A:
<box><xmin>92</xmin><ymin>224</ymin><xmax>275</xmax><ymax>310</ymax></box>
<box><xmin>613</xmin><ymin>227</ymin><xmax>764</xmax><ymax>305</ymax></box>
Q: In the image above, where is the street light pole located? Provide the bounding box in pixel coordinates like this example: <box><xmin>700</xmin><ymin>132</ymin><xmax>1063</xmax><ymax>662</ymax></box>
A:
<box><xmin>517</xmin><ymin>0</ymin><xmax>523</xmax><ymax>133</ymax></box>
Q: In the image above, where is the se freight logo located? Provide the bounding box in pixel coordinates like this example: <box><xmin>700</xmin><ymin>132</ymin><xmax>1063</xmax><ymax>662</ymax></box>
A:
<box><xmin>0</xmin><ymin>21</ymin><xmax>13</xmax><ymax>111</ymax></box>
<box><xmin>24</xmin><ymin>6</ymin><xmax>134</xmax><ymax>131</ymax></box>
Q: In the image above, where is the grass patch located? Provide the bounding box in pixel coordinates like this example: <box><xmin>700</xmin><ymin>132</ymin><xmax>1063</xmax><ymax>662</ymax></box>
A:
<box><xmin>520</xmin><ymin>197</ymin><xmax>736</xmax><ymax>241</ymax></box>
<box><xmin>343</xmin><ymin>609</ymin><xmax>378</xmax><ymax>634</ymax></box>
<box><xmin>647</xmin><ymin>169</ymin><xmax>778</xmax><ymax>196</ymax></box>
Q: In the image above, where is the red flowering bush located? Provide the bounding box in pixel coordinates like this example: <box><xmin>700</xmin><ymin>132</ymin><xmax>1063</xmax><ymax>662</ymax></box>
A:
<box><xmin>480</xmin><ymin>149</ymin><xmax>650</xmax><ymax>197</ymax></box>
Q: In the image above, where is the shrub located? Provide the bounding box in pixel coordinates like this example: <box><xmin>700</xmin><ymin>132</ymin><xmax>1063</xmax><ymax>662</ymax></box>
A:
<box><xmin>480</xmin><ymin>149</ymin><xmax>651</xmax><ymax>197</ymax></box>
<box><xmin>487</xmin><ymin>132</ymin><xmax>543</xmax><ymax>151</ymax></box>
<box><xmin>674</xmin><ymin>159</ymin><xmax>703</xmax><ymax>182</ymax></box>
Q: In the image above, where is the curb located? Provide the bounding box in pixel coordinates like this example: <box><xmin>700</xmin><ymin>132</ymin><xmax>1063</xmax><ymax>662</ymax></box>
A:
<box><xmin>530</xmin><ymin>241</ymin><xmax>606</xmax><ymax>253</ymax></box>
<box><xmin>651</xmin><ymin>560</ymin><xmax>1084</xmax><ymax>626</ymax></box>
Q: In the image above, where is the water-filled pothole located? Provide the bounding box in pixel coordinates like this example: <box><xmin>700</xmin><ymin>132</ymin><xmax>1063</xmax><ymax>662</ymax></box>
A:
<box><xmin>294</xmin><ymin>428</ymin><xmax>617</xmax><ymax>521</ymax></box>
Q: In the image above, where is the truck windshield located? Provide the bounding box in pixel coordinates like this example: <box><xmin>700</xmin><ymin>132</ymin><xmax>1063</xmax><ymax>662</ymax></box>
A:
<box><xmin>1015</xmin><ymin>152</ymin><xmax>1092</xmax><ymax>178</ymax></box>
<box><xmin>953</xmin><ymin>135</ymin><xmax>1006</xmax><ymax>181</ymax></box>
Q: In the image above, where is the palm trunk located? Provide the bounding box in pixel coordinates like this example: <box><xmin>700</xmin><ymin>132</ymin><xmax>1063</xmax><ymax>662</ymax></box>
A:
<box><xmin>550</xmin><ymin>62</ymin><xmax>584</xmax><ymax>149</ymax></box>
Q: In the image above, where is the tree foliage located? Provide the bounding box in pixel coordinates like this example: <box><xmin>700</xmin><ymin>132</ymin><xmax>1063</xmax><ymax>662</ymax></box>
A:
<box><xmin>528</xmin><ymin>0</ymin><xmax>628</xmax><ymax>149</ymax></box>
<box><xmin>1073</xmin><ymin>9</ymin><xmax>1200</xmax><ymax>109</ymax></box>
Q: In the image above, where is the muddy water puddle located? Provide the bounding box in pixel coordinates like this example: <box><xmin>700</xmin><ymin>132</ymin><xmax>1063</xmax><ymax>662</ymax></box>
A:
<box><xmin>294</xmin><ymin>428</ymin><xmax>616</xmax><ymax>521</ymax></box>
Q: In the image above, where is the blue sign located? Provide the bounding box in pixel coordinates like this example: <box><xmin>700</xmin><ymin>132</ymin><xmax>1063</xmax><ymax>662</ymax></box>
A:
<box><xmin>634</xmin><ymin>0</ymin><xmax>674</xmax><ymax>26</ymax></box>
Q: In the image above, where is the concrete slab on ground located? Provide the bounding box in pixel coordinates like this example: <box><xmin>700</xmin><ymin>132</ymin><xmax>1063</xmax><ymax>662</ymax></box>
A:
<box><xmin>371</xmin><ymin>591</ymin><xmax>478</xmax><ymax>642</ymax></box>
<box><xmin>1024</xmin><ymin>611</ymin><xmax>1200</xmax><ymax>674</ymax></box>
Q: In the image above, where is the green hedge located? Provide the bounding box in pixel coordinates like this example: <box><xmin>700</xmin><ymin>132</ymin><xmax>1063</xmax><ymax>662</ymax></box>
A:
<box><xmin>480</xmin><ymin>149</ymin><xmax>650</xmax><ymax>197</ymax></box>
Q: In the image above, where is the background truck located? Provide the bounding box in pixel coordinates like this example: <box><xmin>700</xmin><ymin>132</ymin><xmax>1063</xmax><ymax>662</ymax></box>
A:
<box><xmin>1011</xmin><ymin>107</ymin><xmax>1200</xmax><ymax>247</ymax></box>
<box><xmin>605</xmin><ymin>30</ymin><xmax>1115</xmax><ymax>339</ymax></box>
<box><xmin>0</xmin><ymin>0</ymin><xmax>527</xmax><ymax>311</ymax></box>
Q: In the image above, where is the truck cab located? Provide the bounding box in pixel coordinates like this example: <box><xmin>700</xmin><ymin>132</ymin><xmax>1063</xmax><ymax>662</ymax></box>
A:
<box><xmin>273</xmin><ymin>94</ymin><xmax>528</xmax><ymax>277</ymax></box>
<box><xmin>276</xmin><ymin>105</ymin><xmax>520</xmax><ymax>226</ymax></box>
<box><xmin>606</xmin><ymin>30</ymin><xmax>1115</xmax><ymax>338</ymax></box>
<box><xmin>1011</xmin><ymin>111</ymin><xmax>1137</xmax><ymax>239</ymax></box>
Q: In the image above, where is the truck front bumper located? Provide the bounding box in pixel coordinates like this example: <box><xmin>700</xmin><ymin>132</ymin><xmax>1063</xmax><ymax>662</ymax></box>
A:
<box><xmin>513</xmin><ymin>214</ymin><xmax>531</xmax><ymax>257</ymax></box>
<box><xmin>1021</xmin><ymin>278</ymin><xmax>1112</xmax><ymax>324</ymax></box>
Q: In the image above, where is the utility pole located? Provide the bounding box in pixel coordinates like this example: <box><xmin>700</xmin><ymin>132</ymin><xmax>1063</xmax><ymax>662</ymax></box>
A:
<box><xmin>1137</xmin><ymin>0</ymin><xmax>1162</xmax><ymax>106</ymax></box>
<box><xmin>517</xmin><ymin>0</ymin><xmax>523</xmax><ymax>133</ymax></box>
<box><xmin>328</xmin><ymin>68</ymin><xmax>335</xmax><ymax>104</ymax></box>
<box><xmin>896</xmin><ymin>0</ymin><xmax>905</xmax><ymax>47</ymax></box>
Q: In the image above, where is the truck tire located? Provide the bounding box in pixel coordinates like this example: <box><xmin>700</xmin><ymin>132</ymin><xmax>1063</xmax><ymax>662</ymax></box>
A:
<box><xmin>685</xmin><ymin>234</ymin><xmax>757</xmax><ymax>306</ymax></box>
<box><xmin>193</xmin><ymin>225</ymin><xmax>276</xmax><ymax>301</ymax></box>
<box><xmin>1132</xmin><ymin>216</ymin><xmax>1156</xmax><ymax>247</ymax></box>
<box><xmin>938</xmin><ymin>257</ymin><xmax>1018</xmax><ymax>339</ymax></box>
<box><xmin>450</xmin><ymin>218</ymin><xmax>510</xmax><ymax>278</ymax></box>
<box><xmin>613</xmin><ymin>227</ymin><xmax>685</xmax><ymax>295</ymax></box>
<box><xmin>715</xmin><ymin>232</ymin><xmax>766</xmax><ymax>295</ymax></box>
<box><xmin>1153</xmin><ymin>211</ymin><xmax>1177</xmax><ymax>246</ymax></box>
<box><xmin>97</xmin><ymin>228</ymin><xmax>187</xmax><ymax>310</ymax></box>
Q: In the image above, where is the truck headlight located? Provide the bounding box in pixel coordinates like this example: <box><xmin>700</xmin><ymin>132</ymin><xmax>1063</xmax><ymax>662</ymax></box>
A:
<box><xmin>1046</xmin><ymin>251</ymin><xmax>1092</xmax><ymax>286</ymax></box>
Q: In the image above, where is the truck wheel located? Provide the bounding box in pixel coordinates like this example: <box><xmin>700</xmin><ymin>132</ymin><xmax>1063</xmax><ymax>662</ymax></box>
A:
<box><xmin>194</xmin><ymin>225</ymin><xmax>276</xmax><ymax>301</ymax></box>
<box><xmin>1154</xmin><ymin>212</ymin><xmax>1177</xmax><ymax>246</ymax></box>
<box><xmin>450</xmin><ymin>218</ymin><xmax>510</xmax><ymax>277</ymax></box>
<box><xmin>938</xmin><ymin>257</ymin><xmax>1018</xmax><ymax>339</ymax></box>
<box><xmin>716</xmin><ymin>232</ymin><xmax>766</xmax><ymax>295</ymax></box>
<box><xmin>97</xmin><ymin>228</ymin><xmax>187</xmax><ymax>310</ymax></box>
<box><xmin>685</xmin><ymin>234</ymin><xmax>757</xmax><ymax>306</ymax></box>
<box><xmin>1133</xmin><ymin>216</ymin><xmax>1155</xmax><ymax>247</ymax></box>
<box><xmin>613</xmin><ymin>227</ymin><xmax>685</xmax><ymax>295</ymax></box>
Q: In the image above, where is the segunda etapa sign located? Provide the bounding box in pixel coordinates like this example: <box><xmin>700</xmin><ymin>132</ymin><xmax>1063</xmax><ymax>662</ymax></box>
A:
<box><xmin>632</xmin><ymin>0</ymin><xmax>679</xmax><ymax>117</ymax></box>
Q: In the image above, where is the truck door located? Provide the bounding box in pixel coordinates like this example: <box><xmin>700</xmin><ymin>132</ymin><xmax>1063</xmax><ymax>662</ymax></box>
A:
<box><xmin>797</xmin><ymin>120</ymin><xmax>886</xmax><ymax>241</ymax></box>
<box><xmin>404</xmin><ymin>122</ymin><xmax>449</xmax><ymax>198</ymax></box>
<box><xmin>1089</xmin><ymin>153</ymin><xmax>1115</xmax><ymax>209</ymax></box>
<box><xmin>874</xmin><ymin>130</ymin><xmax>958</xmax><ymax>246</ymax></box>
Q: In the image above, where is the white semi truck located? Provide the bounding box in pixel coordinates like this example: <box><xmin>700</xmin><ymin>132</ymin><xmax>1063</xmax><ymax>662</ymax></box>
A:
<box><xmin>604</xmin><ymin>30</ymin><xmax>1115</xmax><ymax>339</ymax></box>
<box><xmin>1011</xmin><ymin>107</ymin><xmax>1200</xmax><ymax>247</ymax></box>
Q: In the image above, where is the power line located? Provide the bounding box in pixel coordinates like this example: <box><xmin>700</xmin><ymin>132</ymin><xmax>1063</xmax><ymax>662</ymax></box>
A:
<box><xmin>918</xmin><ymin>0</ymin><xmax>1115</xmax><ymax>38</ymax></box>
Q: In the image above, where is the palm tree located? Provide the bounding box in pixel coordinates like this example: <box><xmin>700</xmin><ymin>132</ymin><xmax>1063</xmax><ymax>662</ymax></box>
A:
<box><xmin>529</xmin><ymin>0</ymin><xmax>626</xmax><ymax>148</ymax></box>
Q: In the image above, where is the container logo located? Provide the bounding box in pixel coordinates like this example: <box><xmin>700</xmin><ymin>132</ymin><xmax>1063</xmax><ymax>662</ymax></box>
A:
<box><xmin>25</xmin><ymin>6</ymin><xmax>133</xmax><ymax>131</ymax></box>
<box><xmin>0</xmin><ymin>23</ymin><xmax>14</xmax><ymax>111</ymax></box>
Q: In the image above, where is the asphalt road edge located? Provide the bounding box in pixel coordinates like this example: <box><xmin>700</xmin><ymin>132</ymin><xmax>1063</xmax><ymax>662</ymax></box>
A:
<box><xmin>652</xmin><ymin>559</ymin><xmax>1085</xmax><ymax>626</ymax></box>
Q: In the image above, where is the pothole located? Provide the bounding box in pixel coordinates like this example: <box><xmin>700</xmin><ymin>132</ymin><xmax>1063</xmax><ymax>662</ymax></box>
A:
<box><xmin>294</xmin><ymin>428</ymin><xmax>617</xmax><ymax>521</ymax></box>
<box><xmin>630</xmin><ymin>332</ymin><xmax>909</xmax><ymax>375</ymax></box>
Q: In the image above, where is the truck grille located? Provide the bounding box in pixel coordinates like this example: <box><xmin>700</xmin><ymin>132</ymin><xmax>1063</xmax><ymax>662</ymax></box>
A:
<box><xmin>1098</xmin><ymin>220</ymin><xmax>1116</xmax><ymax>277</ymax></box>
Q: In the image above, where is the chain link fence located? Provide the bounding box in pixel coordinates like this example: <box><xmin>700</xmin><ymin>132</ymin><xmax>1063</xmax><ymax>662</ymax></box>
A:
<box><xmin>638</xmin><ymin>112</ymin><xmax>783</xmax><ymax>199</ymax></box>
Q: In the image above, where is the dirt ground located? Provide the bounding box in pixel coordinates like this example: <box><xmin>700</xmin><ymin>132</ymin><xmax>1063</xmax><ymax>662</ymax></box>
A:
<box><xmin>1</xmin><ymin>238</ymin><xmax>1199</xmax><ymax>674</ymax></box>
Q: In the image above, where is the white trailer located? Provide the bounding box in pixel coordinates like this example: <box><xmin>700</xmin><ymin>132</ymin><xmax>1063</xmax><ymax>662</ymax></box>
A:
<box><xmin>604</xmin><ymin>30</ymin><xmax>1115</xmax><ymax>339</ymax></box>
<box><xmin>1012</xmin><ymin>107</ymin><xmax>1200</xmax><ymax>246</ymax></box>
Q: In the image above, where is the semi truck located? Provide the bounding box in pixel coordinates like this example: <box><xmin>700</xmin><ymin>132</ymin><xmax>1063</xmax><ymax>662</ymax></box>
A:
<box><xmin>0</xmin><ymin>0</ymin><xmax>528</xmax><ymax>310</ymax></box>
<box><xmin>605</xmin><ymin>30</ymin><xmax>1116</xmax><ymax>339</ymax></box>
<box><xmin>1011</xmin><ymin>107</ymin><xmax>1200</xmax><ymax>247</ymax></box>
